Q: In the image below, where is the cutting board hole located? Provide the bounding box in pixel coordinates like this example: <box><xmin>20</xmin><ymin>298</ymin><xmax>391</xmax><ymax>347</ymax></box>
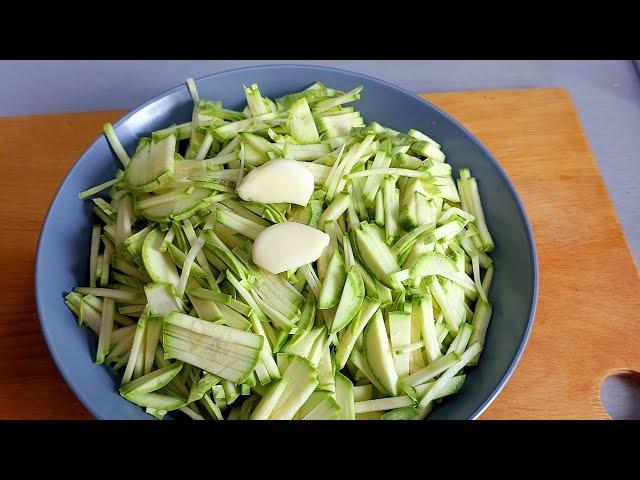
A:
<box><xmin>600</xmin><ymin>371</ymin><xmax>640</xmax><ymax>420</ymax></box>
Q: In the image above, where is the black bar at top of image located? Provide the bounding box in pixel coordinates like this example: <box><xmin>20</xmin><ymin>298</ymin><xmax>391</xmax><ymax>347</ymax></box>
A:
<box><xmin>1</xmin><ymin>11</ymin><xmax>639</xmax><ymax>59</ymax></box>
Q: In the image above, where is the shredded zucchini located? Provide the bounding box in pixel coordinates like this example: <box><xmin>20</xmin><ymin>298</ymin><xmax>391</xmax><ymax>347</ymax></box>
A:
<box><xmin>67</xmin><ymin>79</ymin><xmax>496</xmax><ymax>420</ymax></box>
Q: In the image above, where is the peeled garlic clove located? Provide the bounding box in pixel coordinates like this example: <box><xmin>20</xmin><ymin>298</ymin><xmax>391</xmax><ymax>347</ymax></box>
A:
<box><xmin>252</xmin><ymin>222</ymin><xmax>330</xmax><ymax>274</ymax></box>
<box><xmin>236</xmin><ymin>159</ymin><xmax>315</xmax><ymax>206</ymax></box>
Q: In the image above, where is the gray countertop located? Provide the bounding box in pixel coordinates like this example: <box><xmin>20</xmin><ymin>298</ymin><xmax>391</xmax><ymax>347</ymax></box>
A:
<box><xmin>2</xmin><ymin>60</ymin><xmax>638</xmax><ymax>417</ymax></box>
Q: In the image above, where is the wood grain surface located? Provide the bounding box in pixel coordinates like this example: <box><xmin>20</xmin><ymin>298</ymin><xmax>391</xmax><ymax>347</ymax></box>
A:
<box><xmin>0</xmin><ymin>88</ymin><xmax>638</xmax><ymax>419</ymax></box>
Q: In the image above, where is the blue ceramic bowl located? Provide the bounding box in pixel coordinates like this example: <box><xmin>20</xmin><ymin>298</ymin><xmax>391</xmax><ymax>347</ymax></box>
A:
<box><xmin>35</xmin><ymin>65</ymin><xmax>538</xmax><ymax>420</ymax></box>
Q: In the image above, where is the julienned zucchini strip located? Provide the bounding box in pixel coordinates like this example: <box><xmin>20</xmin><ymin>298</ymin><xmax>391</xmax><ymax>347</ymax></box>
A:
<box><xmin>66</xmin><ymin>79</ymin><xmax>495</xmax><ymax>420</ymax></box>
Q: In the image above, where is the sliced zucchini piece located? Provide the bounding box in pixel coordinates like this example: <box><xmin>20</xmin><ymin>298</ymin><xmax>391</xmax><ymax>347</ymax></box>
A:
<box><xmin>163</xmin><ymin>312</ymin><xmax>263</xmax><ymax>383</ymax></box>
<box><xmin>334</xmin><ymin>372</ymin><xmax>355</xmax><ymax>420</ymax></box>
<box><xmin>388</xmin><ymin>310</ymin><xmax>411</xmax><ymax>379</ymax></box>
<box><xmin>285</xmin><ymin>293</ymin><xmax>316</xmax><ymax>348</ymax></box>
<box><xmin>334</xmin><ymin>297</ymin><xmax>380</xmax><ymax>370</ymax></box>
<box><xmin>268</xmin><ymin>355</ymin><xmax>319</xmax><ymax>420</ymax></box>
<box><xmin>142</xmin><ymin>228</ymin><xmax>180</xmax><ymax>287</ymax></box>
<box><xmin>144</xmin><ymin>282</ymin><xmax>183</xmax><ymax>315</ymax></box>
<box><xmin>467</xmin><ymin>300</ymin><xmax>493</xmax><ymax>366</ymax></box>
<box><xmin>380</xmin><ymin>407</ymin><xmax>419</xmax><ymax>420</ymax></box>
<box><xmin>120</xmin><ymin>362</ymin><xmax>183</xmax><ymax>397</ymax></box>
<box><xmin>418</xmin><ymin>342</ymin><xmax>481</xmax><ymax>408</ymax></box>
<box><xmin>353</xmin><ymin>222</ymin><xmax>402</xmax><ymax>290</ymax></box>
<box><xmin>137</xmin><ymin>188</ymin><xmax>216</xmax><ymax>222</ymax></box>
<box><xmin>317</xmin><ymin>249</ymin><xmax>347</xmax><ymax>310</ymax></box>
<box><xmin>293</xmin><ymin>390</ymin><xmax>341</xmax><ymax>420</ymax></box>
<box><xmin>288</xmin><ymin>97</ymin><xmax>320</xmax><ymax>144</ymax></box>
<box><xmin>188</xmin><ymin>372</ymin><xmax>220</xmax><ymax>404</ymax></box>
<box><xmin>363</xmin><ymin>310</ymin><xmax>399</xmax><ymax>396</ymax></box>
<box><xmin>329</xmin><ymin>265</ymin><xmax>364</xmax><ymax>335</ymax></box>
<box><xmin>125</xmin><ymin>392</ymin><xmax>187</xmax><ymax>411</ymax></box>
<box><xmin>103</xmin><ymin>123</ymin><xmax>130</xmax><ymax>167</ymax></box>
<box><xmin>250</xmin><ymin>378</ymin><xmax>289</xmax><ymax>420</ymax></box>
<box><xmin>124</xmin><ymin>134</ymin><xmax>176</xmax><ymax>192</ymax></box>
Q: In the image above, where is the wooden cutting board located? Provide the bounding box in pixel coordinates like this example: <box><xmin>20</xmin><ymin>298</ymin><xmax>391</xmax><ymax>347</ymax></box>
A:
<box><xmin>1</xmin><ymin>88</ymin><xmax>638</xmax><ymax>419</ymax></box>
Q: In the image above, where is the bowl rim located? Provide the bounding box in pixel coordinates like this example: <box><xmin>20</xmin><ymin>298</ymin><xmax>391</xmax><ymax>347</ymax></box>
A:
<box><xmin>35</xmin><ymin>63</ymin><xmax>538</xmax><ymax>420</ymax></box>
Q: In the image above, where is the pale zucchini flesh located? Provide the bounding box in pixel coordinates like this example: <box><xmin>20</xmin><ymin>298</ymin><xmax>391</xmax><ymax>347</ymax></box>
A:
<box><xmin>124</xmin><ymin>134</ymin><xmax>176</xmax><ymax>192</ymax></box>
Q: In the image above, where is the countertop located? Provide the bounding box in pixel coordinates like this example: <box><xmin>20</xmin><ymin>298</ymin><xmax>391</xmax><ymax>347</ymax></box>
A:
<box><xmin>2</xmin><ymin>60</ymin><xmax>638</xmax><ymax>418</ymax></box>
